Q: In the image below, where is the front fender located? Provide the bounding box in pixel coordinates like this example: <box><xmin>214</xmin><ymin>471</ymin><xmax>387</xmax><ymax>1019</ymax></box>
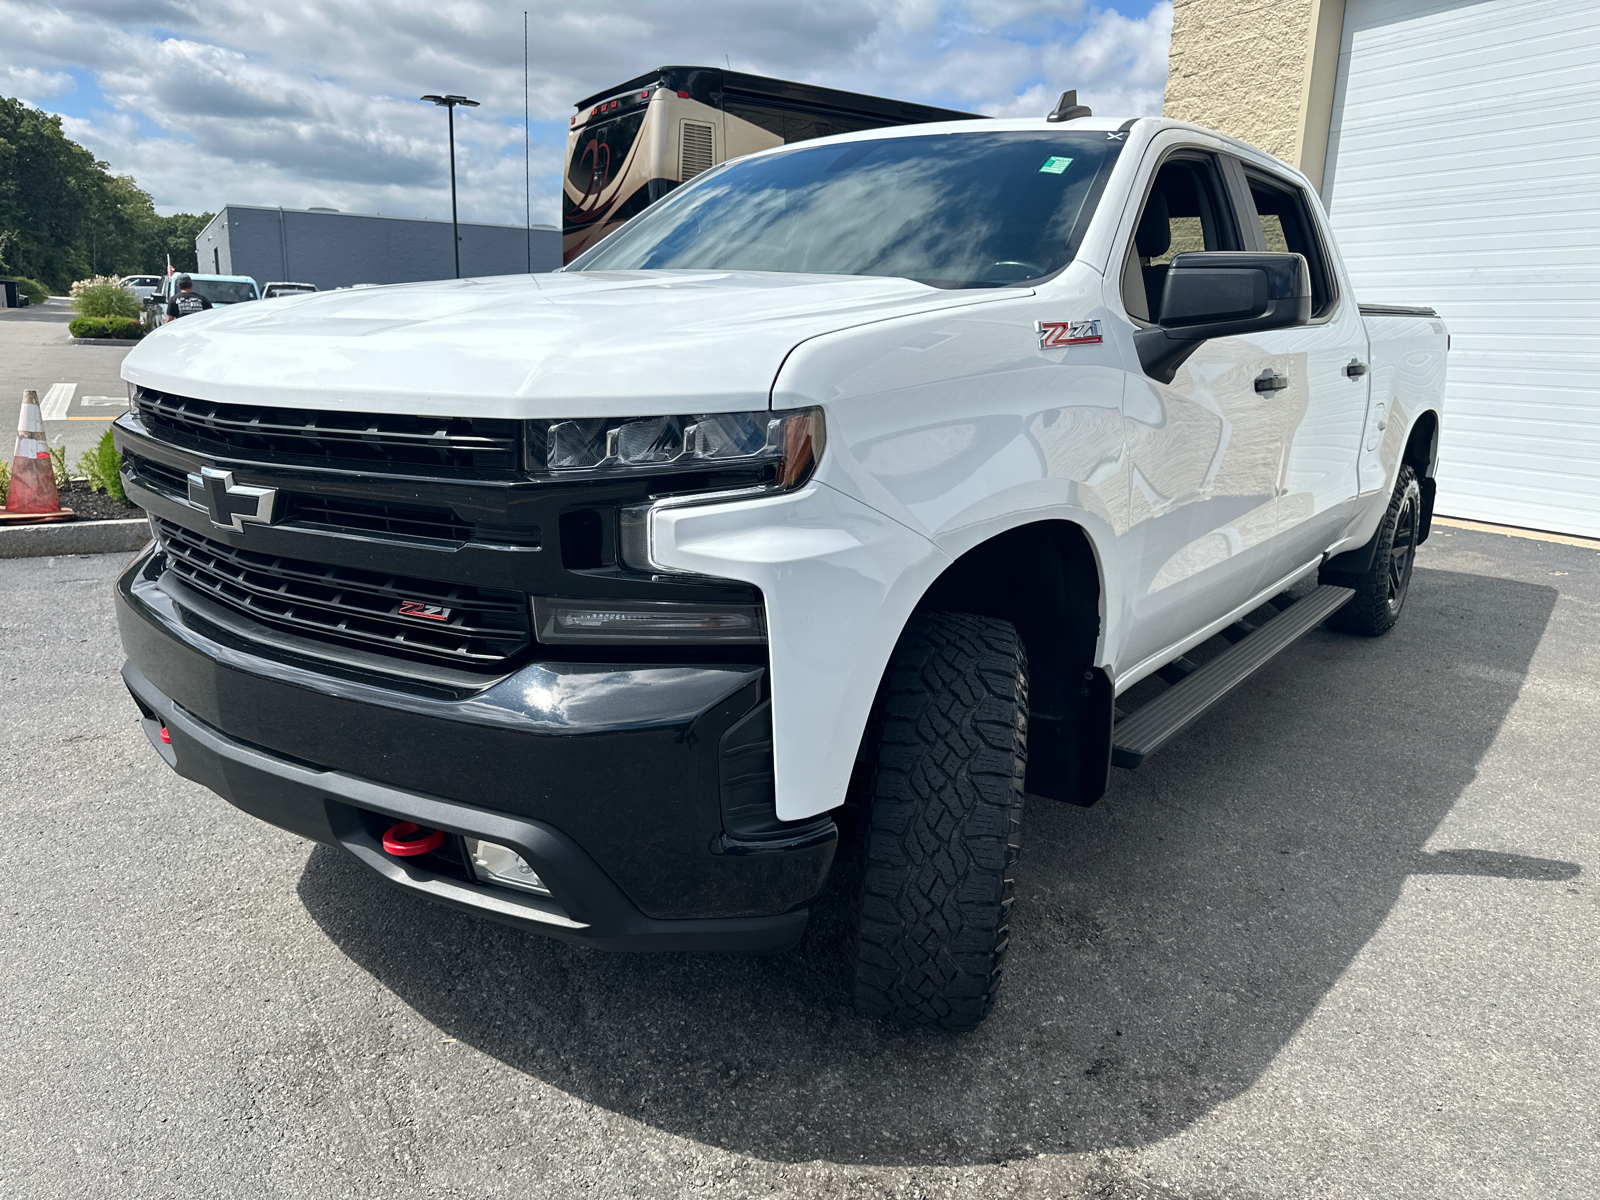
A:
<box><xmin>649</xmin><ymin>482</ymin><xmax>952</xmax><ymax>822</ymax></box>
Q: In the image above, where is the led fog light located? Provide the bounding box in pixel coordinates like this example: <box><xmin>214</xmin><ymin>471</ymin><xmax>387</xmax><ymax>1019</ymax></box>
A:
<box><xmin>531</xmin><ymin>596</ymin><xmax>767</xmax><ymax>644</ymax></box>
<box><xmin>464</xmin><ymin>837</ymin><xmax>551</xmax><ymax>897</ymax></box>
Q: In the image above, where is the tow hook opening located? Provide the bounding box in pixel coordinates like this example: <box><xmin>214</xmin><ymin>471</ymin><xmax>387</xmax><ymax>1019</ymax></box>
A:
<box><xmin>126</xmin><ymin>686</ymin><xmax>178</xmax><ymax>766</ymax></box>
<box><xmin>381</xmin><ymin>821</ymin><xmax>447</xmax><ymax>857</ymax></box>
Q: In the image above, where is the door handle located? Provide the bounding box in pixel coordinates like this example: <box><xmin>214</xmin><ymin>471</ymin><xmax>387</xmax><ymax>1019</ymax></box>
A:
<box><xmin>1345</xmin><ymin>358</ymin><xmax>1368</xmax><ymax>378</ymax></box>
<box><xmin>1254</xmin><ymin>370</ymin><xmax>1289</xmax><ymax>395</ymax></box>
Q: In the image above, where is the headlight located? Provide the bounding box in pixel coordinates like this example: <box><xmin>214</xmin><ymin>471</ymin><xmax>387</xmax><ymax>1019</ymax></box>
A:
<box><xmin>525</xmin><ymin>407</ymin><xmax>823</xmax><ymax>488</ymax></box>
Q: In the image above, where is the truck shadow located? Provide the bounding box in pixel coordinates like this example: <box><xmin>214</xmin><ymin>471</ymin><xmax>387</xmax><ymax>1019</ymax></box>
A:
<box><xmin>297</xmin><ymin>565</ymin><xmax>1573</xmax><ymax>1166</ymax></box>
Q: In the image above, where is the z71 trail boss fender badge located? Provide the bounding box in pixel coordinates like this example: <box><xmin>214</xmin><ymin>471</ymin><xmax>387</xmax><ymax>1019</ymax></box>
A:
<box><xmin>1036</xmin><ymin>319</ymin><xmax>1103</xmax><ymax>349</ymax></box>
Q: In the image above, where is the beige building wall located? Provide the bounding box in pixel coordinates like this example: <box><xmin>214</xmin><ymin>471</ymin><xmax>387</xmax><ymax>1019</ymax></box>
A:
<box><xmin>1163</xmin><ymin>0</ymin><xmax>1346</xmax><ymax>189</ymax></box>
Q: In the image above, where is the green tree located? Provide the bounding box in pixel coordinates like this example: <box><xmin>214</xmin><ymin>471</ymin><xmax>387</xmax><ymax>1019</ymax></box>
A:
<box><xmin>0</xmin><ymin>95</ymin><xmax>101</xmax><ymax>288</ymax></box>
<box><xmin>143</xmin><ymin>212</ymin><xmax>213</xmax><ymax>275</ymax></box>
<box><xmin>0</xmin><ymin>95</ymin><xmax>210</xmax><ymax>290</ymax></box>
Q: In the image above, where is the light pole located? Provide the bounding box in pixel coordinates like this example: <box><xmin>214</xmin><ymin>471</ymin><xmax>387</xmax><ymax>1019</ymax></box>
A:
<box><xmin>420</xmin><ymin>93</ymin><xmax>480</xmax><ymax>278</ymax></box>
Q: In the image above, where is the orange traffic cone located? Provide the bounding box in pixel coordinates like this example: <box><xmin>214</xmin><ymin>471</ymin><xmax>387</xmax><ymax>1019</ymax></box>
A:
<box><xmin>2</xmin><ymin>389</ymin><xmax>75</xmax><ymax>524</ymax></box>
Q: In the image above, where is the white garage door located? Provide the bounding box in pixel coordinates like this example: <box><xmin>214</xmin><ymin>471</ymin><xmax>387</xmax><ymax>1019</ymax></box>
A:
<box><xmin>1323</xmin><ymin>0</ymin><xmax>1600</xmax><ymax>537</ymax></box>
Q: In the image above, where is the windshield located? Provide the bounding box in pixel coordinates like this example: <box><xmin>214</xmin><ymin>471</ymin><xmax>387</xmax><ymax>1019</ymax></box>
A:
<box><xmin>567</xmin><ymin>111</ymin><xmax>646</xmax><ymax>201</ymax></box>
<box><xmin>191</xmin><ymin>281</ymin><xmax>258</xmax><ymax>304</ymax></box>
<box><xmin>570</xmin><ymin>130</ymin><xmax>1122</xmax><ymax>287</ymax></box>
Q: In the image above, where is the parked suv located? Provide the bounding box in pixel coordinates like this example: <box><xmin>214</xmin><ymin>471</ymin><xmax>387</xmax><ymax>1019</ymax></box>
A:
<box><xmin>113</xmin><ymin>112</ymin><xmax>1446</xmax><ymax>1030</ymax></box>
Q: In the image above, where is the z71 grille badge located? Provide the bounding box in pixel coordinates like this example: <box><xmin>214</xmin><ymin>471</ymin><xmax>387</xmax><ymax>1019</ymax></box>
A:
<box><xmin>1036</xmin><ymin>319</ymin><xmax>1103</xmax><ymax>349</ymax></box>
<box><xmin>397</xmin><ymin>600</ymin><xmax>452</xmax><ymax>621</ymax></box>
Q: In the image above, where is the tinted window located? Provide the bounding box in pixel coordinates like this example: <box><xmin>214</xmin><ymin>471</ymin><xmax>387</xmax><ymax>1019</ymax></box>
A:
<box><xmin>1246</xmin><ymin>173</ymin><xmax>1335</xmax><ymax>316</ymax></box>
<box><xmin>1121</xmin><ymin>154</ymin><xmax>1241</xmax><ymax>322</ymax></box>
<box><xmin>191</xmin><ymin>281</ymin><xmax>257</xmax><ymax>304</ymax></box>
<box><xmin>724</xmin><ymin>101</ymin><xmax>882</xmax><ymax>144</ymax></box>
<box><xmin>568</xmin><ymin>112</ymin><xmax>646</xmax><ymax>200</ymax></box>
<box><xmin>570</xmin><ymin>131</ymin><xmax>1122</xmax><ymax>288</ymax></box>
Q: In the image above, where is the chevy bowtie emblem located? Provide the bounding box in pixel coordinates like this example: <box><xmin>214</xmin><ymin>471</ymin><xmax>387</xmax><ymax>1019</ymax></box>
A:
<box><xmin>1036</xmin><ymin>319</ymin><xmax>1103</xmax><ymax>349</ymax></box>
<box><xmin>187</xmin><ymin>467</ymin><xmax>278</xmax><ymax>532</ymax></box>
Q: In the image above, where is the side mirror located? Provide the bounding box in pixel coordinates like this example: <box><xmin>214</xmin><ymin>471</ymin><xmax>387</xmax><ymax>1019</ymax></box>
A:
<box><xmin>1134</xmin><ymin>251</ymin><xmax>1312</xmax><ymax>383</ymax></box>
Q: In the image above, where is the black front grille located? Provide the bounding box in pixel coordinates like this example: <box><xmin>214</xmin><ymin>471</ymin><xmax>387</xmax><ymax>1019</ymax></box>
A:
<box><xmin>154</xmin><ymin>518</ymin><xmax>529</xmax><ymax>666</ymax></box>
<box><xmin>283</xmin><ymin>494</ymin><xmax>474</xmax><ymax>541</ymax></box>
<box><xmin>134</xmin><ymin>390</ymin><xmax>521</xmax><ymax>476</ymax></box>
<box><xmin>128</xmin><ymin>455</ymin><xmax>190</xmax><ymax>495</ymax></box>
<box><xmin>127</xmin><ymin>455</ymin><xmax>476</xmax><ymax>543</ymax></box>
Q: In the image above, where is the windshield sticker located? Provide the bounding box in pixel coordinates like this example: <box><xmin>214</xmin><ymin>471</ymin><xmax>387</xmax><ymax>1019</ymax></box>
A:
<box><xmin>1039</xmin><ymin>156</ymin><xmax>1074</xmax><ymax>175</ymax></box>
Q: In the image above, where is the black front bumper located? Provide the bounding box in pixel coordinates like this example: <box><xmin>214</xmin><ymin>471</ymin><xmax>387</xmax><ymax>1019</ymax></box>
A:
<box><xmin>116</xmin><ymin>548</ymin><xmax>836</xmax><ymax>953</ymax></box>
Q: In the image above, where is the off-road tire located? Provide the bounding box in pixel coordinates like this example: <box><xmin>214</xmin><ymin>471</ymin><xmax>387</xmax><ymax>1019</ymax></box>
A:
<box><xmin>850</xmin><ymin>612</ymin><xmax>1028</xmax><ymax>1031</ymax></box>
<box><xmin>1322</xmin><ymin>464</ymin><xmax>1422</xmax><ymax>636</ymax></box>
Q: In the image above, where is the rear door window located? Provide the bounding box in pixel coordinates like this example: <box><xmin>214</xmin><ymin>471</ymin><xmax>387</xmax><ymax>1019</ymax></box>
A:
<box><xmin>1244</xmin><ymin>171</ymin><xmax>1336</xmax><ymax>317</ymax></box>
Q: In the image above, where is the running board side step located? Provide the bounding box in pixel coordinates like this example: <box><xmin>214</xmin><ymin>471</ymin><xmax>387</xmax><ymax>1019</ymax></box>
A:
<box><xmin>1111</xmin><ymin>584</ymin><xmax>1356</xmax><ymax>769</ymax></box>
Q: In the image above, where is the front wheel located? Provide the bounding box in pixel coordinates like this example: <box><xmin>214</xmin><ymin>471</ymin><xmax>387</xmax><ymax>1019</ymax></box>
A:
<box><xmin>1323</xmin><ymin>465</ymin><xmax>1422</xmax><ymax>636</ymax></box>
<box><xmin>849</xmin><ymin>612</ymin><xmax>1028</xmax><ymax>1032</ymax></box>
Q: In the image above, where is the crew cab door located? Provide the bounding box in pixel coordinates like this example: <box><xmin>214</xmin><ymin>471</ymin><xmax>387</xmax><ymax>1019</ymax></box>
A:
<box><xmin>1230</xmin><ymin>160</ymin><xmax>1369</xmax><ymax>564</ymax></box>
<box><xmin>1114</xmin><ymin>146</ymin><xmax>1287</xmax><ymax>673</ymax></box>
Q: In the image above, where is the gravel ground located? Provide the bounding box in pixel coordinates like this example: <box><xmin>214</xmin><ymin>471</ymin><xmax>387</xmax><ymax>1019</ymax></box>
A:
<box><xmin>0</xmin><ymin>525</ymin><xmax>1595</xmax><ymax>1199</ymax></box>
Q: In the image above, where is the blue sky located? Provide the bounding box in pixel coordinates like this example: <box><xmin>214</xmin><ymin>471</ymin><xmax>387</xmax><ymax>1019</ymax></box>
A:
<box><xmin>1</xmin><ymin>1</ymin><xmax>1172</xmax><ymax>224</ymax></box>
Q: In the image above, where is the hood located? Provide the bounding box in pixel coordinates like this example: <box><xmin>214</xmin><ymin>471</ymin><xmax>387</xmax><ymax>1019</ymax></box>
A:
<box><xmin>121</xmin><ymin>270</ymin><xmax>1025</xmax><ymax>417</ymax></box>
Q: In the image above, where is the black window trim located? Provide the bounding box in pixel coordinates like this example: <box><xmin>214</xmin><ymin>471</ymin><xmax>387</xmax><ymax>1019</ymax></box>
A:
<box><xmin>1116</xmin><ymin>144</ymin><xmax>1248</xmax><ymax>330</ymax></box>
<box><xmin>1232</xmin><ymin>157</ymin><xmax>1342</xmax><ymax>324</ymax></box>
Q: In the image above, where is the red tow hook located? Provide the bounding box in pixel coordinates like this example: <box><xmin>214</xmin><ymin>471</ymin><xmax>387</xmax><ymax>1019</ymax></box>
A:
<box><xmin>159</xmin><ymin>727</ymin><xmax>171</xmax><ymax>745</ymax></box>
<box><xmin>382</xmin><ymin>821</ymin><xmax>447</xmax><ymax>857</ymax></box>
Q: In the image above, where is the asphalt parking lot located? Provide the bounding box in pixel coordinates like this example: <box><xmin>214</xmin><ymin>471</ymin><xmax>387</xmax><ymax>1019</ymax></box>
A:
<box><xmin>1</xmin><ymin>525</ymin><xmax>1595</xmax><ymax>1199</ymax></box>
<box><xmin>0</xmin><ymin>300</ymin><xmax>132</xmax><ymax>464</ymax></box>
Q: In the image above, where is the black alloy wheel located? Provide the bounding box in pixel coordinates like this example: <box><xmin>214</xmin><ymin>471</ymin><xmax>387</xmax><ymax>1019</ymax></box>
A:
<box><xmin>1322</xmin><ymin>464</ymin><xmax>1423</xmax><ymax>637</ymax></box>
<box><xmin>1386</xmin><ymin>483</ymin><xmax>1419</xmax><ymax>618</ymax></box>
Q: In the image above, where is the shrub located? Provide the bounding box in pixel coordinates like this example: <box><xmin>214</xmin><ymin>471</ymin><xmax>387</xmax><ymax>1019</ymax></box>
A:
<box><xmin>68</xmin><ymin>315</ymin><xmax>142</xmax><ymax>340</ymax></box>
<box><xmin>77</xmin><ymin>428</ymin><xmax>129</xmax><ymax>504</ymax></box>
<box><xmin>3</xmin><ymin>276</ymin><xmax>50</xmax><ymax>305</ymax></box>
<box><xmin>70</xmin><ymin>275</ymin><xmax>142</xmax><ymax>320</ymax></box>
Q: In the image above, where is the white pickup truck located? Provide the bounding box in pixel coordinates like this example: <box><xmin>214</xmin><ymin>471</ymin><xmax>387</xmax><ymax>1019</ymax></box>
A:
<box><xmin>113</xmin><ymin>108</ymin><xmax>1446</xmax><ymax>1031</ymax></box>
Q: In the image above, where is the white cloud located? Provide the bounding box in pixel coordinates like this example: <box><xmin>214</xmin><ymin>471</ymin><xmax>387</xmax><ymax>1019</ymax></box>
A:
<box><xmin>1</xmin><ymin>1</ymin><xmax>1172</xmax><ymax>223</ymax></box>
<box><xmin>0</xmin><ymin>63</ymin><xmax>75</xmax><ymax>98</ymax></box>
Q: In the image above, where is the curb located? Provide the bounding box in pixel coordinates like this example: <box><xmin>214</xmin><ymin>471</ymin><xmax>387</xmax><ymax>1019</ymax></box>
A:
<box><xmin>1434</xmin><ymin>516</ymin><xmax>1600</xmax><ymax>552</ymax></box>
<box><xmin>71</xmin><ymin>337</ymin><xmax>143</xmax><ymax>347</ymax></box>
<box><xmin>0</xmin><ymin>518</ymin><xmax>149</xmax><ymax>559</ymax></box>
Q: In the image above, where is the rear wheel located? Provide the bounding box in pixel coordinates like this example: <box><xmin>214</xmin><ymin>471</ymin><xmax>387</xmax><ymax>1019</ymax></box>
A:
<box><xmin>1323</xmin><ymin>465</ymin><xmax>1422</xmax><ymax>636</ymax></box>
<box><xmin>850</xmin><ymin>612</ymin><xmax>1028</xmax><ymax>1031</ymax></box>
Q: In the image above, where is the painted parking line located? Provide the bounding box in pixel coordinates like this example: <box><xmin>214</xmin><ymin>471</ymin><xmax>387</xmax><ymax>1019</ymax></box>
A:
<box><xmin>39</xmin><ymin>382</ymin><xmax>76</xmax><ymax>420</ymax></box>
<box><xmin>81</xmin><ymin>396</ymin><xmax>127</xmax><ymax>406</ymax></box>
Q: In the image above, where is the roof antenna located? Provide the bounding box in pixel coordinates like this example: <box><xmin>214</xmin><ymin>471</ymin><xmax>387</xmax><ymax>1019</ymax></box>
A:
<box><xmin>1046</xmin><ymin>89</ymin><xmax>1092</xmax><ymax>122</ymax></box>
